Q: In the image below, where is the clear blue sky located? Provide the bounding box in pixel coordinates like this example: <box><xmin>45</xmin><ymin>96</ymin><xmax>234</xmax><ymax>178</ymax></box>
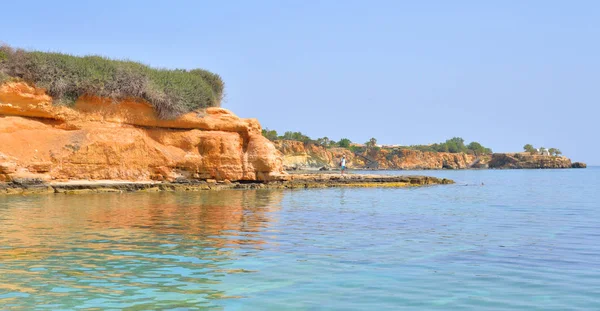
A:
<box><xmin>1</xmin><ymin>1</ymin><xmax>598</xmax><ymax>164</ymax></box>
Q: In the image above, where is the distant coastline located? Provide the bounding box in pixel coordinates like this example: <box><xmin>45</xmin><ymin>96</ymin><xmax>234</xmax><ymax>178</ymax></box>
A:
<box><xmin>269</xmin><ymin>138</ymin><xmax>586</xmax><ymax>171</ymax></box>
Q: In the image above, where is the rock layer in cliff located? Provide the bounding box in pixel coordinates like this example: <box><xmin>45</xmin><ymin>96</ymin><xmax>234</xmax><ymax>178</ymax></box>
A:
<box><xmin>488</xmin><ymin>153</ymin><xmax>574</xmax><ymax>169</ymax></box>
<box><xmin>0</xmin><ymin>82</ymin><xmax>286</xmax><ymax>183</ymax></box>
<box><xmin>273</xmin><ymin>140</ymin><xmax>485</xmax><ymax>170</ymax></box>
<box><xmin>274</xmin><ymin>140</ymin><xmax>585</xmax><ymax>170</ymax></box>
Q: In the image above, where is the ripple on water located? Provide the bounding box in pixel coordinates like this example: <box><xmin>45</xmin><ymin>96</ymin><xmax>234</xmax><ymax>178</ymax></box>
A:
<box><xmin>0</xmin><ymin>169</ymin><xmax>599</xmax><ymax>310</ymax></box>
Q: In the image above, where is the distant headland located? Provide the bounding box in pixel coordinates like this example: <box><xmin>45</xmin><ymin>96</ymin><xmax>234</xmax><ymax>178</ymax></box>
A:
<box><xmin>261</xmin><ymin>129</ymin><xmax>587</xmax><ymax>170</ymax></box>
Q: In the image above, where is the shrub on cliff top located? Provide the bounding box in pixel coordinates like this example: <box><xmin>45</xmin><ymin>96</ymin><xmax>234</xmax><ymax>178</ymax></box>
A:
<box><xmin>0</xmin><ymin>45</ymin><xmax>224</xmax><ymax>119</ymax></box>
<box><xmin>410</xmin><ymin>137</ymin><xmax>492</xmax><ymax>154</ymax></box>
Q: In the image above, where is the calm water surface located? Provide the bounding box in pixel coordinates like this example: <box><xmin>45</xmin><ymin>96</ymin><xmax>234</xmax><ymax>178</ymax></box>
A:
<box><xmin>1</xmin><ymin>168</ymin><xmax>599</xmax><ymax>310</ymax></box>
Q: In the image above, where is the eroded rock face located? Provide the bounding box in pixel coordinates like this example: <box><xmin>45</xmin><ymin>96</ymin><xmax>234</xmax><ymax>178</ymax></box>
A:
<box><xmin>274</xmin><ymin>141</ymin><xmax>586</xmax><ymax>170</ymax></box>
<box><xmin>488</xmin><ymin>153</ymin><xmax>573</xmax><ymax>169</ymax></box>
<box><xmin>273</xmin><ymin>140</ymin><xmax>482</xmax><ymax>170</ymax></box>
<box><xmin>0</xmin><ymin>82</ymin><xmax>286</xmax><ymax>182</ymax></box>
<box><xmin>273</xmin><ymin>140</ymin><xmax>354</xmax><ymax>169</ymax></box>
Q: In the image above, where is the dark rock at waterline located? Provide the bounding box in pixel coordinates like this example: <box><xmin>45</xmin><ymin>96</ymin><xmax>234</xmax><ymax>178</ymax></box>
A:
<box><xmin>10</xmin><ymin>176</ymin><xmax>46</xmax><ymax>186</ymax></box>
<box><xmin>571</xmin><ymin>162</ymin><xmax>587</xmax><ymax>168</ymax></box>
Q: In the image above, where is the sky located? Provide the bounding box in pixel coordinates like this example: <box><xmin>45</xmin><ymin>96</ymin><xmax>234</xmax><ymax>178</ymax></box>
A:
<box><xmin>1</xmin><ymin>1</ymin><xmax>598</xmax><ymax>164</ymax></box>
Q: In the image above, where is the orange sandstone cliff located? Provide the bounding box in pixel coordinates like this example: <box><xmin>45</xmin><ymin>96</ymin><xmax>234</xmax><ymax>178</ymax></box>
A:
<box><xmin>0</xmin><ymin>82</ymin><xmax>286</xmax><ymax>183</ymax></box>
<box><xmin>274</xmin><ymin>140</ymin><xmax>582</xmax><ymax>170</ymax></box>
<box><xmin>273</xmin><ymin>140</ymin><xmax>485</xmax><ymax>170</ymax></box>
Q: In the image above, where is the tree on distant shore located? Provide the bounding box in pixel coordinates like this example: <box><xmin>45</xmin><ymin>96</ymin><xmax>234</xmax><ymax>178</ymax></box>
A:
<box><xmin>269</xmin><ymin>131</ymin><xmax>495</xmax><ymax>155</ymax></box>
<box><xmin>281</xmin><ymin>131</ymin><xmax>312</xmax><ymax>143</ymax></box>
<box><xmin>539</xmin><ymin>147</ymin><xmax>547</xmax><ymax>155</ymax></box>
<box><xmin>523</xmin><ymin>144</ymin><xmax>536</xmax><ymax>154</ymax></box>
<box><xmin>410</xmin><ymin>137</ymin><xmax>491</xmax><ymax>154</ymax></box>
<box><xmin>316</xmin><ymin>137</ymin><xmax>331</xmax><ymax>147</ymax></box>
<box><xmin>366</xmin><ymin>137</ymin><xmax>378</xmax><ymax>149</ymax></box>
<box><xmin>467</xmin><ymin>141</ymin><xmax>492</xmax><ymax>155</ymax></box>
<box><xmin>445</xmin><ymin>137</ymin><xmax>465</xmax><ymax>153</ymax></box>
<box><xmin>337</xmin><ymin>138</ymin><xmax>351</xmax><ymax>148</ymax></box>
<box><xmin>548</xmin><ymin>148</ymin><xmax>562</xmax><ymax>156</ymax></box>
<box><xmin>261</xmin><ymin>128</ymin><xmax>278</xmax><ymax>141</ymax></box>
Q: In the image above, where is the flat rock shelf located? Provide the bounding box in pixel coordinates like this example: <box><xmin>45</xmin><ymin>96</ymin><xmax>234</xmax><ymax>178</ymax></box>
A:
<box><xmin>0</xmin><ymin>174</ymin><xmax>453</xmax><ymax>196</ymax></box>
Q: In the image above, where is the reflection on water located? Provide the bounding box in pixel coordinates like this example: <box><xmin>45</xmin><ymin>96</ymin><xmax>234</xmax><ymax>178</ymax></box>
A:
<box><xmin>2</xmin><ymin>169</ymin><xmax>600</xmax><ymax>310</ymax></box>
<box><xmin>0</xmin><ymin>190</ymin><xmax>283</xmax><ymax>309</ymax></box>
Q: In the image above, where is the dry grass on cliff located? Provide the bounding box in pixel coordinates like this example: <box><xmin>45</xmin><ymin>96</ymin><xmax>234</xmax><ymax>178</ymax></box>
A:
<box><xmin>0</xmin><ymin>45</ymin><xmax>224</xmax><ymax>119</ymax></box>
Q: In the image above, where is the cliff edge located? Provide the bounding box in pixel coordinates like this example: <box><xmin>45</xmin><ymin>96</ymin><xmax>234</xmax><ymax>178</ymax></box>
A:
<box><xmin>487</xmin><ymin>153</ymin><xmax>583</xmax><ymax>169</ymax></box>
<box><xmin>274</xmin><ymin>141</ymin><xmax>586</xmax><ymax>170</ymax></box>
<box><xmin>0</xmin><ymin>82</ymin><xmax>286</xmax><ymax>183</ymax></box>
<box><xmin>274</xmin><ymin>140</ymin><xmax>484</xmax><ymax>170</ymax></box>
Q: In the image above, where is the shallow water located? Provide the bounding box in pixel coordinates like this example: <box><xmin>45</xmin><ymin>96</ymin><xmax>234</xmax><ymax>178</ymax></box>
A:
<box><xmin>1</xmin><ymin>168</ymin><xmax>599</xmax><ymax>310</ymax></box>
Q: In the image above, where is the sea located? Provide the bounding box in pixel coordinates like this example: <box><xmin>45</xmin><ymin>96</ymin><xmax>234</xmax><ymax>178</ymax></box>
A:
<box><xmin>1</xmin><ymin>168</ymin><xmax>599</xmax><ymax>310</ymax></box>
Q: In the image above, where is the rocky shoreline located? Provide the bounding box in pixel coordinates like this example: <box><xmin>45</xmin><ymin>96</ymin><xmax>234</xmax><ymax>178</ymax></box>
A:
<box><xmin>0</xmin><ymin>82</ymin><xmax>287</xmax><ymax>184</ymax></box>
<box><xmin>0</xmin><ymin>81</ymin><xmax>585</xmax><ymax>196</ymax></box>
<box><xmin>0</xmin><ymin>174</ymin><xmax>453</xmax><ymax>196</ymax></box>
<box><xmin>274</xmin><ymin>140</ymin><xmax>587</xmax><ymax>170</ymax></box>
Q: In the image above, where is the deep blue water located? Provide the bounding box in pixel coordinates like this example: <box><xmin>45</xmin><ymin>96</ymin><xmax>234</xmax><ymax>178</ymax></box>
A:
<box><xmin>1</xmin><ymin>168</ymin><xmax>599</xmax><ymax>310</ymax></box>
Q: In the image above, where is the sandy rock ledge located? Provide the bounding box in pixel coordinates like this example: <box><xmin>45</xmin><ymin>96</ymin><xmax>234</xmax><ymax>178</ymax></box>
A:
<box><xmin>0</xmin><ymin>174</ymin><xmax>454</xmax><ymax>196</ymax></box>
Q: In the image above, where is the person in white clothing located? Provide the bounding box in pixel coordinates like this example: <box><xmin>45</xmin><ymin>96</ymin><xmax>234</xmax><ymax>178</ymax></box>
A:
<box><xmin>340</xmin><ymin>155</ymin><xmax>347</xmax><ymax>175</ymax></box>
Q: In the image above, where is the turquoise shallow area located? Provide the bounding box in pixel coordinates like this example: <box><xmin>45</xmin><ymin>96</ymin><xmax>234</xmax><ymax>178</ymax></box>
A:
<box><xmin>1</xmin><ymin>168</ymin><xmax>599</xmax><ymax>310</ymax></box>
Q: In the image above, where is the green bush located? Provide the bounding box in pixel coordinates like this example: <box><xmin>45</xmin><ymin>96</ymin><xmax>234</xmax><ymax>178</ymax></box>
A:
<box><xmin>261</xmin><ymin>128</ymin><xmax>279</xmax><ymax>141</ymax></box>
<box><xmin>281</xmin><ymin>131</ymin><xmax>312</xmax><ymax>143</ymax></box>
<box><xmin>349</xmin><ymin>145</ymin><xmax>361</xmax><ymax>153</ymax></box>
<box><xmin>409</xmin><ymin>137</ymin><xmax>492</xmax><ymax>154</ymax></box>
<box><xmin>523</xmin><ymin>144</ymin><xmax>537</xmax><ymax>154</ymax></box>
<box><xmin>337</xmin><ymin>138</ymin><xmax>351</xmax><ymax>148</ymax></box>
<box><xmin>0</xmin><ymin>45</ymin><xmax>224</xmax><ymax>119</ymax></box>
<box><xmin>467</xmin><ymin>141</ymin><xmax>492</xmax><ymax>155</ymax></box>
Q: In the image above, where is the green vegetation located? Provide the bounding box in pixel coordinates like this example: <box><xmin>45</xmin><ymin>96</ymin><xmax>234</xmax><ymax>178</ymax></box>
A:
<box><xmin>409</xmin><ymin>137</ymin><xmax>492</xmax><ymax>155</ymax></box>
<box><xmin>365</xmin><ymin>138</ymin><xmax>378</xmax><ymax>149</ymax></box>
<box><xmin>523</xmin><ymin>144</ymin><xmax>563</xmax><ymax>156</ymax></box>
<box><xmin>261</xmin><ymin>129</ymin><xmax>279</xmax><ymax>141</ymax></box>
<box><xmin>548</xmin><ymin>148</ymin><xmax>562</xmax><ymax>156</ymax></box>
<box><xmin>261</xmin><ymin>129</ymin><xmax>353</xmax><ymax>148</ymax></box>
<box><xmin>0</xmin><ymin>45</ymin><xmax>224</xmax><ymax>119</ymax></box>
<box><xmin>467</xmin><ymin>142</ymin><xmax>489</xmax><ymax>155</ymax></box>
<box><xmin>281</xmin><ymin>131</ymin><xmax>312</xmax><ymax>143</ymax></box>
<box><xmin>315</xmin><ymin>137</ymin><xmax>332</xmax><ymax>147</ymax></box>
<box><xmin>337</xmin><ymin>138</ymin><xmax>351</xmax><ymax>148</ymax></box>
<box><xmin>524</xmin><ymin>144</ymin><xmax>537</xmax><ymax>154</ymax></box>
<box><xmin>261</xmin><ymin>130</ymin><xmax>493</xmax><ymax>155</ymax></box>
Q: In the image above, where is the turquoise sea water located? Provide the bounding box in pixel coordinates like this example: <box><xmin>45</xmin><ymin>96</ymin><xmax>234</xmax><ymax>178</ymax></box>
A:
<box><xmin>1</xmin><ymin>168</ymin><xmax>599</xmax><ymax>310</ymax></box>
